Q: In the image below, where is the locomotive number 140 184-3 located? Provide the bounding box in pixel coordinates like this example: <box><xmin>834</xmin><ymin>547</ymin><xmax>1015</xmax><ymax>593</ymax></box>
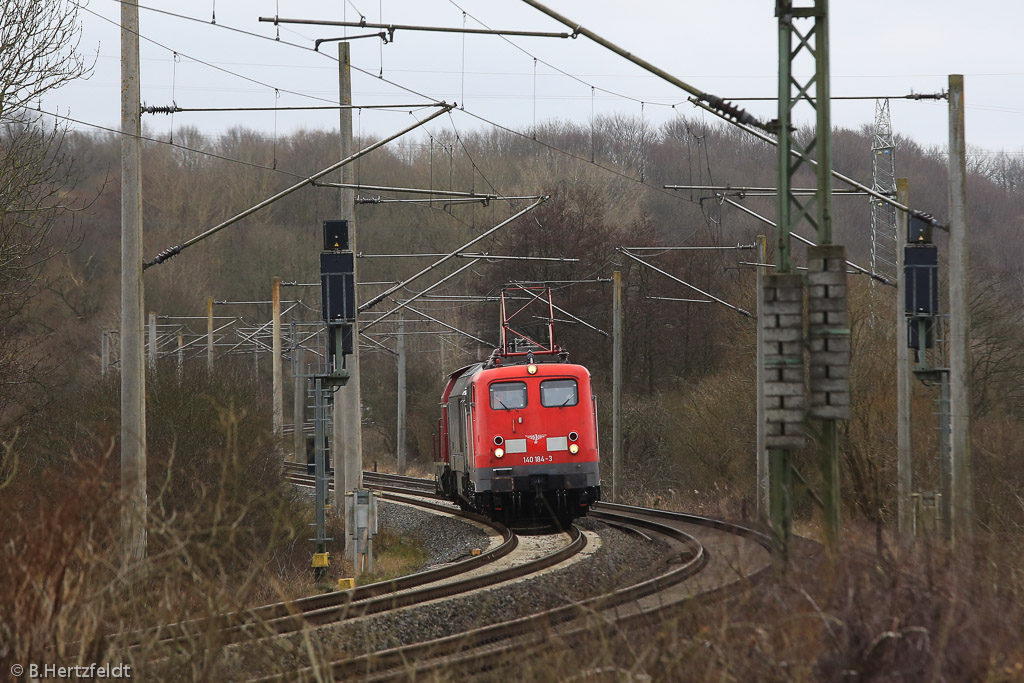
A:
<box><xmin>523</xmin><ymin>455</ymin><xmax>554</xmax><ymax>464</ymax></box>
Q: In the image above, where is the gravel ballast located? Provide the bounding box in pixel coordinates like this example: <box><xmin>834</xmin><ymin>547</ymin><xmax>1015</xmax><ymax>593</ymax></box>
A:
<box><xmin>378</xmin><ymin>499</ymin><xmax>492</xmax><ymax>567</ymax></box>
<box><xmin>222</xmin><ymin>501</ymin><xmax>674</xmax><ymax>678</ymax></box>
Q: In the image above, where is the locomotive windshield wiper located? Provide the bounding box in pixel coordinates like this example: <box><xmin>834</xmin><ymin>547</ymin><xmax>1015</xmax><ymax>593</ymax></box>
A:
<box><xmin>559</xmin><ymin>395</ymin><xmax>575</xmax><ymax>407</ymax></box>
<box><xmin>495</xmin><ymin>397</ymin><xmax>511</xmax><ymax>410</ymax></box>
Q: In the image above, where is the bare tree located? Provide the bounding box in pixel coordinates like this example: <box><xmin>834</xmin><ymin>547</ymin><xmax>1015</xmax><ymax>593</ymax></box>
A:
<box><xmin>0</xmin><ymin>0</ymin><xmax>93</xmax><ymax>427</ymax></box>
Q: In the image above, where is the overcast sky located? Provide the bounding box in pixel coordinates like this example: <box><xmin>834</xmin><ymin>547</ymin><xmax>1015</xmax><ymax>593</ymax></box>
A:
<box><xmin>47</xmin><ymin>0</ymin><xmax>1023</xmax><ymax>158</ymax></box>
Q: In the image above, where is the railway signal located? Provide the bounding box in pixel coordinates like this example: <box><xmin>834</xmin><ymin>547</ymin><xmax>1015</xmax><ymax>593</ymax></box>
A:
<box><xmin>312</xmin><ymin>219</ymin><xmax>355</xmax><ymax>579</ymax></box>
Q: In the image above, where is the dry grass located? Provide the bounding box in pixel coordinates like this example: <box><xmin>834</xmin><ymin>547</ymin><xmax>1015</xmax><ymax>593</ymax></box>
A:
<box><xmin>0</xmin><ymin>364</ymin><xmax>339</xmax><ymax>677</ymax></box>
<box><xmin>467</xmin><ymin>533</ymin><xmax>1024</xmax><ymax>683</ymax></box>
<box><xmin>4</xmin><ymin>342</ymin><xmax>1024</xmax><ymax>680</ymax></box>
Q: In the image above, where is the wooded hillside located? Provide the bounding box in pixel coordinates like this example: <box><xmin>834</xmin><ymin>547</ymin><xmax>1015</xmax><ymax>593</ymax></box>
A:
<box><xmin>5</xmin><ymin>113</ymin><xmax>1021</xmax><ymax>537</ymax></box>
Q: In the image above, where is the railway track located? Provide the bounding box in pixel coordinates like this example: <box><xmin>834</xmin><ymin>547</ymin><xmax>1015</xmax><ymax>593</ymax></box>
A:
<box><xmin>284</xmin><ymin>464</ymin><xmax>438</xmax><ymax>497</ymax></box>
<box><xmin>134</xmin><ymin>466</ymin><xmax>586</xmax><ymax>660</ymax></box>
<box><xmin>262</xmin><ymin>468</ymin><xmax>773</xmax><ymax>681</ymax></box>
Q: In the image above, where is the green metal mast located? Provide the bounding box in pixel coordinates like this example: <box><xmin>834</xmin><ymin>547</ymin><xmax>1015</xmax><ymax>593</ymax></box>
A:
<box><xmin>768</xmin><ymin>0</ymin><xmax>848</xmax><ymax>564</ymax></box>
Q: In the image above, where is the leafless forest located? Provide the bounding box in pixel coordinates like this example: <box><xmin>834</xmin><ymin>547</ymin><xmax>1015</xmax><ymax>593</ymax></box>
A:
<box><xmin>16</xmin><ymin>114</ymin><xmax>1024</xmax><ymax>511</ymax></box>
<box><xmin>4</xmin><ymin>2</ymin><xmax>1024</xmax><ymax>676</ymax></box>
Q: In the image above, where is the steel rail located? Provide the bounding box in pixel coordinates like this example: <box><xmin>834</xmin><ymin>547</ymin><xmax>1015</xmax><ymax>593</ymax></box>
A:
<box><xmin>126</xmin><ymin>484</ymin><xmax>512</xmax><ymax>649</ymax></box>
<box><xmin>252</xmin><ymin>471</ymin><xmax>777</xmax><ymax>682</ymax></box>
<box><xmin>263</xmin><ymin>505</ymin><xmax>713</xmax><ymax>682</ymax></box>
<box><xmin>135</xmin><ymin>474</ymin><xmax>587</xmax><ymax>653</ymax></box>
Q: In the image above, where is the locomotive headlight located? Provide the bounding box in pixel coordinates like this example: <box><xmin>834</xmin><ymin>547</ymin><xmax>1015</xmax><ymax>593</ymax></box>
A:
<box><xmin>494</xmin><ymin>447</ymin><xmax>505</xmax><ymax>458</ymax></box>
<box><xmin>568</xmin><ymin>431</ymin><xmax>579</xmax><ymax>442</ymax></box>
<box><xmin>527</xmin><ymin>364</ymin><xmax>537</xmax><ymax>374</ymax></box>
<box><xmin>493</xmin><ymin>435</ymin><xmax>504</xmax><ymax>446</ymax></box>
<box><xmin>569</xmin><ymin>443</ymin><xmax>580</xmax><ymax>454</ymax></box>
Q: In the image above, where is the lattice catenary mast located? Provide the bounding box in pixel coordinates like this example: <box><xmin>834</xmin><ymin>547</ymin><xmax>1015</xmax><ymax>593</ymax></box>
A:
<box><xmin>870</xmin><ymin>99</ymin><xmax>898</xmax><ymax>283</ymax></box>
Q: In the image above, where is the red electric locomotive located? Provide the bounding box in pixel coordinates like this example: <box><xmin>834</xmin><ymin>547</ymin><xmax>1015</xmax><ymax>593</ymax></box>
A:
<box><xmin>434</xmin><ymin>286</ymin><xmax>600</xmax><ymax>523</ymax></box>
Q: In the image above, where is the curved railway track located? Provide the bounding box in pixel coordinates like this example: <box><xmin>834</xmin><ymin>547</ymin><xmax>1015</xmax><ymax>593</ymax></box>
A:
<box><xmin>262</xmin><ymin>468</ymin><xmax>774</xmax><ymax>681</ymax></box>
<box><xmin>133</xmin><ymin>466</ymin><xmax>586</xmax><ymax>659</ymax></box>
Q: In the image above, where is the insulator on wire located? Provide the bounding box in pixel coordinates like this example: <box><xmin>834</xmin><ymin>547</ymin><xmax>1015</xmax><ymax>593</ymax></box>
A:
<box><xmin>910</xmin><ymin>210</ymin><xmax>939</xmax><ymax>227</ymax></box>
<box><xmin>152</xmin><ymin>245</ymin><xmax>182</xmax><ymax>264</ymax></box>
<box><xmin>701</xmin><ymin>94</ymin><xmax>759</xmax><ymax>127</ymax></box>
<box><xmin>141</xmin><ymin>103</ymin><xmax>183</xmax><ymax>115</ymax></box>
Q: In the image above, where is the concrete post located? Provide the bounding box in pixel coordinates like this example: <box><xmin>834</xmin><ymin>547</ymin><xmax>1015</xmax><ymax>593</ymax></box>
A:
<box><xmin>272</xmin><ymin>277</ymin><xmax>283</xmax><ymax>436</ymax></box>
<box><xmin>120</xmin><ymin>0</ymin><xmax>147</xmax><ymax>563</ymax></box>
<box><xmin>206</xmin><ymin>296</ymin><xmax>214</xmax><ymax>372</ymax></box>
<box><xmin>147</xmin><ymin>312</ymin><xmax>157</xmax><ymax>371</ymax></box>
<box><xmin>895</xmin><ymin>178</ymin><xmax>914</xmax><ymax>552</ymax></box>
<box><xmin>177</xmin><ymin>331</ymin><xmax>184</xmax><ymax>379</ymax></box>
<box><xmin>291</xmin><ymin>322</ymin><xmax>305</xmax><ymax>463</ymax></box>
<box><xmin>611</xmin><ymin>270</ymin><xmax>623</xmax><ymax>503</ymax></box>
<box><xmin>101</xmin><ymin>331</ymin><xmax>110</xmax><ymax>378</ymax></box>
<box><xmin>335</xmin><ymin>41</ymin><xmax>363</xmax><ymax>511</ymax></box>
<box><xmin>947</xmin><ymin>74</ymin><xmax>973</xmax><ymax>546</ymax></box>
<box><xmin>755</xmin><ymin>235</ymin><xmax>768</xmax><ymax>522</ymax></box>
<box><xmin>397</xmin><ymin>313</ymin><xmax>407</xmax><ymax>475</ymax></box>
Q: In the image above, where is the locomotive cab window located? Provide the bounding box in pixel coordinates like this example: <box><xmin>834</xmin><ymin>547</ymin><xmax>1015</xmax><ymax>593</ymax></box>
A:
<box><xmin>490</xmin><ymin>381</ymin><xmax>527</xmax><ymax>410</ymax></box>
<box><xmin>541</xmin><ymin>378</ymin><xmax>578</xmax><ymax>407</ymax></box>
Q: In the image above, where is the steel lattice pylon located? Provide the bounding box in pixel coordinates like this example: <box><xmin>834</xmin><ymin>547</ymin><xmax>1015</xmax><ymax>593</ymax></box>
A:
<box><xmin>870</xmin><ymin>99</ymin><xmax>898</xmax><ymax>282</ymax></box>
<box><xmin>767</xmin><ymin>0</ymin><xmax>846</xmax><ymax>564</ymax></box>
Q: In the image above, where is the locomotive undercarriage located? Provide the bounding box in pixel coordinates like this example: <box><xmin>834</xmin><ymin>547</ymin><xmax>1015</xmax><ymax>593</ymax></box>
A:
<box><xmin>436</xmin><ymin>464</ymin><xmax>600</xmax><ymax>524</ymax></box>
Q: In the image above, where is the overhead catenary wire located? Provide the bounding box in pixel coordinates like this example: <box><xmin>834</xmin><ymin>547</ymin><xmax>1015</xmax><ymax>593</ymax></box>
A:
<box><xmin>356</xmin><ymin>196</ymin><xmax>535</xmax><ymax>206</ymax></box>
<box><xmin>357</xmin><ymin>252</ymin><xmax>578</xmax><ymax>262</ymax></box>
<box><xmin>360</xmin><ymin>259</ymin><xmax>483</xmax><ymax>333</ymax></box>
<box><xmin>617</xmin><ymin>247</ymin><xmax>752</xmax><ymax>318</ymax></box>
<box><xmin>686</xmin><ymin>98</ymin><xmax>935</xmax><ymax>223</ymax></box>
<box><xmin>665</xmin><ymin>185</ymin><xmax>869</xmax><ymax>196</ymax></box>
<box><xmin>77</xmin><ymin>3</ymin><xmax>342</xmax><ymax>107</ymax></box>
<box><xmin>712</xmin><ymin>91</ymin><xmax>948</xmax><ymax>102</ymax></box>
<box><xmin>738</xmin><ymin>261</ymin><xmax>863</xmax><ymax>275</ymax></box>
<box><xmin>518</xmin><ymin>0</ymin><xmax>943</xmax><ymax>224</ymax></box>
<box><xmin>99</xmin><ymin>0</ymin><xmax>717</xmax><ymax>251</ymax></box>
<box><xmin>359</xmin><ymin>197</ymin><xmax>548</xmax><ymax>312</ymax></box>
<box><xmin>144</xmin><ymin>104</ymin><xmax>454</xmax><ymax>269</ymax></box>
<box><xmin>109</xmin><ymin>0</ymin><xmax>711</xmax><ymax>220</ymax></box>
<box><xmin>647</xmin><ymin>296</ymin><xmax>713</xmax><ymax>303</ymax></box>
<box><xmin>22</xmin><ymin>107</ymin><xmax>309</xmax><ymax>177</ymax></box>
<box><xmin>515</xmin><ymin>285</ymin><xmax>609</xmax><ymax>338</ymax></box>
<box><xmin>259</xmin><ymin>16</ymin><xmax>573</xmax><ymax>39</ymax></box>
<box><xmin>141</xmin><ymin>103</ymin><xmax>446</xmax><ymax>114</ymax></box>
<box><xmin>448</xmin><ymin>0</ymin><xmax>676</xmax><ymax>111</ymax></box>
<box><xmin>518</xmin><ymin>0</ymin><xmax>762</xmax><ymax>127</ymax></box>
<box><xmin>625</xmin><ymin>244</ymin><xmax>756</xmax><ymax>251</ymax></box>
<box><xmin>392</xmin><ymin>302</ymin><xmax>493</xmax><ymax>347</ymax></box>
<box><xmin>719</xmin><ymin>195</ymin><xmax>894</xmax><ymax>286</ymax></box>
<box><xmin>313</xmin><ymin>182</ymin><xmax>502</xmax><ymax>198</ymax></box>
<box><xmin>453</xmin><ymin>107</ymin><xmax>703</xmax><ymax>210</ymax></box>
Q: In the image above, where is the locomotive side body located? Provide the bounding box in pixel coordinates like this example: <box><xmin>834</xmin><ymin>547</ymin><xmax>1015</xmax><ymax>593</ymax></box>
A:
<box><xmin>436</xmin><ymin>360</ymin><xmax>600</xmax><ymax>522</ymax></box>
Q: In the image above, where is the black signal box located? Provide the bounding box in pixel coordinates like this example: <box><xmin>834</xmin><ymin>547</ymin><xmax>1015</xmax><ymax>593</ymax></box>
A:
<box><xmin>904</xmin><ymin>244</ymin><xmax>938</xmax><ymax>316</ymax></box>
<box><xmin>323</xmin><ymin>219</ymin><xmax>349</xmax><ymax>251</ymax></box>
<box><xmin>320</xmin><ymin>219</ymin><xmax>354</xmax><ymax>358</ymax></box>
<box><xmin>908</xmin><ymin>215</ymin><xmax>933</xmax><ymax>243</ymax></box>
<box><xmin>321</xmin><ymin>252</ymin><xmax>355</xmax><ymax>323</ymax></box>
